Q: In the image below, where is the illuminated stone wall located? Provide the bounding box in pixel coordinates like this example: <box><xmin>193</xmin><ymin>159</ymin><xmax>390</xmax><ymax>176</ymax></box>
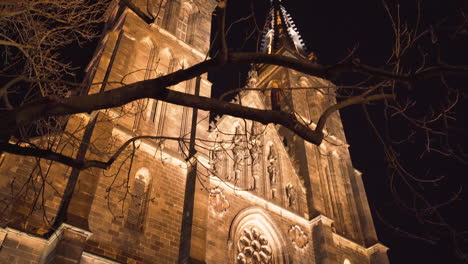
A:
<box><xmin>0</xmin><ymin>0</ymin><xmax>389</xmax><ymax>263</ymax></box>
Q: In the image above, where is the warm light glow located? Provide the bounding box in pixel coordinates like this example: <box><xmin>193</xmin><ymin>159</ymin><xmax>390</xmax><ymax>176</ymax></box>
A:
<box><xmin>344</xmin><ymin>259</ymin><xmax>352</xmax><ymax>264</ymax></box>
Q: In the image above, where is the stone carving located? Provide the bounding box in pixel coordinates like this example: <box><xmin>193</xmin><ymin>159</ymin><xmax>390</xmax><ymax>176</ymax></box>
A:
<box><xmin>267</xmin><ymin>145</ymin><xmax>278</xmax><ymax>185</ymax></box>
<box><xmin>232</xmin><ymin>126</ymin><xmax>246</xmax><ymax>181</ymax></box>
<box><xmin>249</xmin><ymin>128</ymin><xmax>262</xmax><ymax>190</ymax></box>
<box><xmin>208</xmin><ymin>188</ymin><xmax>230</xmax><ymax>214</ymax></box>
<box><xmin>286</xmin><ymin>184</ymin><xmax>296</xmax><ymax>207</ymax></box>
<box><xmin>247</xmin><ymin>68</ymin><xmax>258</xmax><ymax>88</ymax></box>
<box><xmin>288</xmin><ymin>225</ymin><xmax>308</xmax><ymax>249</ymax></box>
<box><xmin>271</xmin><ymin>188</ymin><xmax>277</xmax><ymax>200</ymax></box>
<box><xmin>237</xmin><ymin>227</ymin><xmax>272</xmax><ymax>264</ymax></box>
<box><xmin>267</xmin><ymin>145</ymin><xmax>279</xmax><ymax>199</ymax></box>
<box><xmin>210</xmin><ymin>147</ymin><xmax>226</xmax><ymax>177</ymax></box>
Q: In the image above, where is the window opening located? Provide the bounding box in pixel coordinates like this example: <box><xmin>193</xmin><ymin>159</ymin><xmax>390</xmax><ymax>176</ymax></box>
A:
<box><xmin>176</xmin><ymin>8</ymin><xmax>189</xmax><ymax>41</ymax></box>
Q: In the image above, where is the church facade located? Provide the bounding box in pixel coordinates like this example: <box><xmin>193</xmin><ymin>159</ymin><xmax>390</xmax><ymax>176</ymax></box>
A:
<box><xmin>0</xmin><ymin>0</ymin><xmax>389</xmax><ymax>263</ymax></box>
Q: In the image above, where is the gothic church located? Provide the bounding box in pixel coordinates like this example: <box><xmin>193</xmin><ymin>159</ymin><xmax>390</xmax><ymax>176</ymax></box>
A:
<box><xmin>0</xmin><ymin>0</ymin><xmax>390</xmax><ymax>263</ymax></box>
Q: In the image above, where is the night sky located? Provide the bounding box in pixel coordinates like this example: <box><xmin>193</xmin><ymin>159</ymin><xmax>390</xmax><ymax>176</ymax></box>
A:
<box><xmin>209</xmin><ymin>0</ymin><xmax>468</xmax><ymax>263</ymax></box>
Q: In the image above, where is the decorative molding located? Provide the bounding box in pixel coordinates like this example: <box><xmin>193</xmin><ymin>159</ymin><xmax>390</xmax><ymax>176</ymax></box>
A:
<box><xmin>211</xmin><ymin>176</ymin><xmax>309</xmax><ymax>226</ymax></box>
<box><xmin>308</xmin><ymin>214</ymin><xmax>334</xmax><ymax>227</ymax></box>
<box><xmin>208</xmin><ymin>188</ymin><xmax>230</xmax><ymax>215</ymax></box>
<box><xmin>288</xmin><ymin>225</ymin><xmax>308</xmax><ymax>249</ymax></box>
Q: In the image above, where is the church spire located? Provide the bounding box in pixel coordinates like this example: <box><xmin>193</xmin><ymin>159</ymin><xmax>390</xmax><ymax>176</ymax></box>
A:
<box><xmin>260</xmin><ymin>0</ymin><xmax>308</xmax><ymax>57</ymax></box>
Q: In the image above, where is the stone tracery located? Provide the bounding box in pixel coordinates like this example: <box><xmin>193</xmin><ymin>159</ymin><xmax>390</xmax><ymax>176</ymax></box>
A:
<box><xmin>237</xmin><ymin>227</ymin><xmax>273</xmax><ymax>264</ymax></box>
<box><xmin>288</xmin><ymin>225</ymin><xmax>308</xmax><ymax>249</ymax></box>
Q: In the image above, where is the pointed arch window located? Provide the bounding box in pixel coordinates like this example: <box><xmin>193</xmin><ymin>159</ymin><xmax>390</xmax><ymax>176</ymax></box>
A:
<box><xmin>176</xmin><ymin>8</ymin><xmax>190</xmax><ymax>41</ymax></box>
<box><xmin>126</xmin><ymin>168</ymin><xmax>152</xmax><ymax>231</ymax></box>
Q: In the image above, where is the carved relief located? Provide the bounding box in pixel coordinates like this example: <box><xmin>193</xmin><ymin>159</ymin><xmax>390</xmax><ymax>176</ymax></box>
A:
<box><xmin>288</xmin><ymin>225</ymin><xmax>308</xmax><ymax>249</ymax></box>
<box><xmin>237</xmin><ymin>227</ymin><xmax>273</xmax><ymax>264</ymax></box>
<box><xmin>285</xmin><ymin>184</ymin><xmax>296</xmax><ymax>207</ymax></box>
<box><xmin>208</xmin><ymin>188</ymin><xmax>230</xmax><ymax>215</ymax></box>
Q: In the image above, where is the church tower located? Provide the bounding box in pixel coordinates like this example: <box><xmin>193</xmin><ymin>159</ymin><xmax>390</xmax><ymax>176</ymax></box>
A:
<box><xmin>0</xmin><ymin>0</ymin><xmax>389</xmax><ymax>263</ymax></box>
<box><xmin>202</xmin><ymin>0</ymin><xmax>390</xmax><ymax>263</ymax></box>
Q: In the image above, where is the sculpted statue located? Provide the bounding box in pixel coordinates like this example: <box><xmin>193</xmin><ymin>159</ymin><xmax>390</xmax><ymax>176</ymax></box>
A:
<box><xmin>286</xmin><ymin>184</ymin><xmax>296</xmax><ymax>207</ymax></box>
<box><xmin>267</xmin><ymin>145</ymin><xmax>278</xmax><ymax>185</ymax></box>
<box><xmin>232</xmin><ymin>126</ymin><xmax>246</xmax><ymax>181</ymax></box>
<box><xmin>210</xmin><ymin>148</ymin><xmax>225</xmax><ymax>177</ymax></box>
<box><xmin>249</xmin><ymin>132</ymin><xmax>262</xmax><ymax>190</ymax></box>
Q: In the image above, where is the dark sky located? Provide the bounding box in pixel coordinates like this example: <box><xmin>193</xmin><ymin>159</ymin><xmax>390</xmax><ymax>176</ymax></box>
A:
<box><xmin>210</xmin><ymin>0</ymin><xmax>468</xmax><ymax>263</ymax></box>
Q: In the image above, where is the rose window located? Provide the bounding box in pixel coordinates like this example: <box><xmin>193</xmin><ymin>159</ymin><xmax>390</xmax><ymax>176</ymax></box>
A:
<box><xmin>237</xmin><ymin>227</ymin><xmax>273</xmax><ymax>264</ymax></box>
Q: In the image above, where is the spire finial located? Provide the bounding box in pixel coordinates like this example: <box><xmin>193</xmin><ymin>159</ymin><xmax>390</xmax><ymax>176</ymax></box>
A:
<box><xmin>260</xmin><ymin>0</ymin><xmax>308</xmax><ymax>57</ymax></box>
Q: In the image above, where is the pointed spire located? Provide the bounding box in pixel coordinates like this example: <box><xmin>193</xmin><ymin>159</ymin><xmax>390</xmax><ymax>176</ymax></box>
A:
<box><xmin>260</xmin><ymin>0</ymin><xmax>308</xmax><ymax>57</ymax></box>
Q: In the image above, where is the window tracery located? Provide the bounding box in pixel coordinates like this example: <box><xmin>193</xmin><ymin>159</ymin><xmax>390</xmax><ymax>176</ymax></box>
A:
<box><xmin>237</xmin><ymin>227</ymin><xmax>273</xmax><ymax>264</ymax></box>
<box><xmin>229</xmin><ymin>208</ymin><xmax>288</xmax><ymax>264</ymax></box>
<box><xmin>176</xmin><ymin>7</ymin><xmax>189</xmax><ymax>41</ymax></box>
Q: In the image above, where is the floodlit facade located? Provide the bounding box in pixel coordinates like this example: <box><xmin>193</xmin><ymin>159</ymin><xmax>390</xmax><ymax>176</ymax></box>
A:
<box><xmin>0</xmin><ymin>0</ymin><xmax>389</xmax><ymax>263</ymax></box>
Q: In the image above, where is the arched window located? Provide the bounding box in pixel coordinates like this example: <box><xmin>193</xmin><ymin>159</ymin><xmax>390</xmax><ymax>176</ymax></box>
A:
<box><xmin>133</xmin><ymin>39</ymin><xmax>157</xmax><ymax>130</ymax></box>
<box><xmin>176</xmin><ymin>7</ymin><xmax>190</xmax><ymax>41</ymax></box>
<box><xmin>343</xmin><ymin>258</ymin><xmax>352</xmax><ymax>264</ymax></box>
<box><xmin>300</xmin><ymin>77</ymin><xmax>322</xmax><ymax>121</ymax></box>
<box><xmin>150</xmin><ymin>49</ymin><xmax>173</xmax><ymax>133</ymax></box>
<box><xmin>126</xmin><ymin>168</ymin><xmax>152</xmax><ymax>231</ymax></box>
<box><xmin>269</xmin><ymin>80</ymin><xmax>281</xmax><ymax>111</ymax></box>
